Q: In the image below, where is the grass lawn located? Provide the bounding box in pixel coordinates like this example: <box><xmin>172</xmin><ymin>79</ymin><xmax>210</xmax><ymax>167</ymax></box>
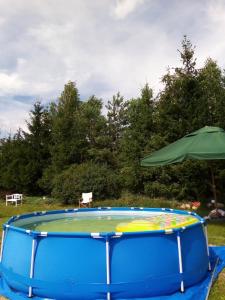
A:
<box><xmin>0</xmin><ymin>197</ymin><xmax>224</xmax><ymax>299</ymax></box>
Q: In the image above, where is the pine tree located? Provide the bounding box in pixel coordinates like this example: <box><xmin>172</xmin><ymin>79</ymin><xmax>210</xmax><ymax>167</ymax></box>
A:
<box><xmin>80</xmin><ymin>96</ymin><xmax>110</xmax><ymax>163</ymax></box>
<box><xmin>24</xmin><ymin>101</ymin><xmax>51</xmax><ymax>193</ymax></box>
<box><xmin>176</xmin><ymin>35</ymin><xmax>197</xmax><ymax>76</ymax></box>
<box><xmin>119</xmin><ymin>84</ymin><xmax>155</xmax><ymax>192</ymax></box>
<box><xmin>0</xmin><ymin>131</ymin><xmax>30</xmax><ymax>193</ymax></box>
<box><xmin>106</xmin><ymin>93</ymin><xmax>128</xmax><ymax>153</ymax></box>
<box><xmin>157</xmin><ymin>36</ymin><xmax>199</xmax><ymax>142</ymax></box>
<box><xmin>51</xmin><ymin>81</ymin><xmax>86</xmax><ymax>170</ymax></box>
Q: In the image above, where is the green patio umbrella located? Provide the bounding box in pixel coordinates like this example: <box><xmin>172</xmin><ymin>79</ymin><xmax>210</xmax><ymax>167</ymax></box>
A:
<box><xmin>141</xmin><ymin>126</ymin><xmax>225</xmax><ymax>205</ymax></box>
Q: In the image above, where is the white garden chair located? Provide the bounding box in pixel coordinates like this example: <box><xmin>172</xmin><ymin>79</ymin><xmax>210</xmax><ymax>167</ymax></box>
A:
<box><xmin>79</xmin><ymin>192</ymin><xmax>93</xmax><ymax>208</ymax></box>
<box><xmin>6</xmin><ymin>194</ymin><xmax>23</xmax><ymax>206</ymax></box>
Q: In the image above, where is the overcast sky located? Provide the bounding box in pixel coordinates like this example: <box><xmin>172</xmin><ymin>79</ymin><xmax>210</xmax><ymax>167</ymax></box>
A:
<box><xmin>0</xmin><ymin>0</ymin><xmax>225</xmax><ymax>135</ymax></box>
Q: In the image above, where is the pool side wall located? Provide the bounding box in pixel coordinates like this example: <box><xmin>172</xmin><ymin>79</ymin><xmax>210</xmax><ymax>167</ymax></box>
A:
<box><xmin>0</xmin><ymin>208</ymin><xmax>209</xmax><ymax>300</ymax></box>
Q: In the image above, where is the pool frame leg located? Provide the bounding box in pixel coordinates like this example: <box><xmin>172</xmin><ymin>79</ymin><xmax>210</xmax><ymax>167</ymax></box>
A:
<box><xmin>177</xmin><ymin>232</ymin><xmax>184</xmax><ymax>292</ymax></box>
<box><xmin>0</xmin><ymin>225</ymin><xmax>10</xmax><ymax>263</ymax></box>
<box><xmin>0</xmin><ymin>228</ymin><xmax>6</xmax><ymax>263</ymax></box>
<box><xmin>105</xmin><ymin>237</ymin><xmax>111</xmax><ymax>300</ymax></box>
<box><xmin>203</xmin><ymin>224</ymin><xmax>211</xmax><ymax>271</ymax></box>
<box><xmin>28</xmin><ymin>237</ymin><xmax>38</xmax><ymax>297</ymax></box>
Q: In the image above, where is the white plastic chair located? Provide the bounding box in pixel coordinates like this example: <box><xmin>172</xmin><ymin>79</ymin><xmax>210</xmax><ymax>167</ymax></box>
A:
<box><xmin>79</xmin><ymin>192</ymin><xmax>93</xmax><ymax>208</ymax></box>
<box><xmin>6</xmin><ymin>194</ymin><xmax>23</xmax><ymax>206</ymax></box>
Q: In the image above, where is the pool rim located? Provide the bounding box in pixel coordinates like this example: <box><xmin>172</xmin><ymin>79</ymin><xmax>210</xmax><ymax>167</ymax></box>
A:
<box><xmin>3</xmin><ymin>207</ymin><xmax>205</xmax><ymax>238</ymax></box>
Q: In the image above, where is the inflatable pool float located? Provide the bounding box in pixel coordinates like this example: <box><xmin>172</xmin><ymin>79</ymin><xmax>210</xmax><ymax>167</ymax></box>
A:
<box><xmin>116</xmin><ymin>213</ymin><xmax>198</xmax><ymax>232</ymax></box>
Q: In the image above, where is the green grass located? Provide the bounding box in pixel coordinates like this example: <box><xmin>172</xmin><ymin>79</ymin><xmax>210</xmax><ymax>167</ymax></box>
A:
<box><xmin>0</xmin><ymin>196</ymin><xmax>224</xmax><ymax>299</ymax></box>
<box><xmin>207</xmin><ymin>222</ymin><xmax>225</xmax><ymax>300</ymax></box>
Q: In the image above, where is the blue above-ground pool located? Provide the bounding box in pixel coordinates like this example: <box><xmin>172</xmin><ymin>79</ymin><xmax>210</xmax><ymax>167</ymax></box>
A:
<box><xmin>0</xmin><ymin>207</ymin><xmax>210</xmax><ymax>300</ymax></box>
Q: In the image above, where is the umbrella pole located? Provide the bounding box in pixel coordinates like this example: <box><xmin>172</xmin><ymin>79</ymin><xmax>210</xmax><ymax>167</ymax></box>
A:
<box><xmin>209</xmin><ymin>166</ymin><xmax>217</xmax><ymax>209</ymax></box>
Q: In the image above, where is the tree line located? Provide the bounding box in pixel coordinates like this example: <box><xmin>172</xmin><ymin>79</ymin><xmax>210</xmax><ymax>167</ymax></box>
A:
<box><xmin>1</xmin><ymin>36</ymin><xmax>225</xmax><ymax>204</ymax></box>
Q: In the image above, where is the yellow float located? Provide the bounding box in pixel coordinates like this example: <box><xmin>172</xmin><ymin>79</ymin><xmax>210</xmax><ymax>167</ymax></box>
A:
<box><xmin>116</xmin><ymin>215</ymin><xmax>198</xmax><ymax>232</ymax></box>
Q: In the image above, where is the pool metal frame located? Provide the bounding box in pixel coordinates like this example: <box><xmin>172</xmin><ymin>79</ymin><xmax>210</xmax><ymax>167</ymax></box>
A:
<box><xmin>0</xmin><ymin>207</ymin><xmax>210</xmax><ymax>300</ymax></box>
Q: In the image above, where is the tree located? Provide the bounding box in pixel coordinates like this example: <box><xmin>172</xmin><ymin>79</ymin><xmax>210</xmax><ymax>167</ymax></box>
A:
<box><xmin>106</xmin><ymin>93</ymin><xmax>128</xmax><ymax>156</ymax></box>
<box><xmin>0</xmin><ymin>102</ymin><xmax>52</xmax><ymax>194</ymax></box>
<box><xmin>197</xmin><ymin>58</ymin><xmax>225</xmax><ymax>128</ymax></box>
<box><xmin>80</xmin><ymin>96</ymin><xmax>110</xmax><ymax>164</ymax></box>
<box><xmin>24</xmin><ymin>101</ymin><xmax>52</xmax><ymax>193</ymax></box>
<box><xmin>50</xmin><ymin>81</ymin><xmax>86</xmax><ymax>170</ymax></box>
<box><xmin>0</xmin><ymin>131</ymin><xmax>31</xmax><ymax>193</ymax></box>
<box><xmin>156</xmin><ymin>36</ymin><xmax>199</xmax><ymax>143</ymax></box>
<box><xmin>119</xmin><ymin>84</ymin><xmax>155</xmax><ymax>192</ymax></box>
<box><xmin>176</xmin><ymin>35</ymin><xmax>197</xmax><ymax>76</ymax></box>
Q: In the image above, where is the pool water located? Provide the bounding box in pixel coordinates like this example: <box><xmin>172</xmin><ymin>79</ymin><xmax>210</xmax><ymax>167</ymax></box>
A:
<box><xmin>16</xmin><ymin>211</ymin><xmax>199</xmax><ymax>233</ymax></box>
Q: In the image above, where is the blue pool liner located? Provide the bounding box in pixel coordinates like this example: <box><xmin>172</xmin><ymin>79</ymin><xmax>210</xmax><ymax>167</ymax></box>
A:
<box><xmin>0</xmin><ymin>246</ymin><xmax>224</xmax><ymax>300</ymax></box>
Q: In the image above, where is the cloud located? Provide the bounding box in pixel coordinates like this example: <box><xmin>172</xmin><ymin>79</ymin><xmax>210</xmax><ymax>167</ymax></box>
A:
<box><xmin>206</xmin><ymin>0</ymin><xmax>225</xmax><ymax>23</ymax></box>
<box><xmin>0</xmin><ymin>17</ymin><xmax>5</xmax><ymax>26</ymax></box>
<box><xmin>114</xmin><ymin>0</ymin><xmax>145</xmax><ymax>19</ymax></box>
<box><xmin>0</xmin><ymin>96</ymin><xmax>30</xmax><ymax>136</ymax></box>
<box><xmin>0</xmin><ymin>0</ymin><xmax>225</xmax><ymax>134</ymax></box>
<box><xmin>0</xmin><ymin>72</ymin><xmax>25</xmax><ymax>95</ymax></box>
<box><xmin>199</xmin><ymin>0</ymin><xmax>225</xmax><ymax>62</ymax></box>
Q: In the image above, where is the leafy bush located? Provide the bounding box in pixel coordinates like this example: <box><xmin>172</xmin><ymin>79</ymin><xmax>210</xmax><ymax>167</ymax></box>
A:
<box><xmin>145</xmin><ymin>182</ymin><xmax>169</xmax><ymax>198</ymax></box>
<box><xmin>38</xmin><ymin>165</ymin><xmax>58</xmax><ymax>194</ymax></box>
<box><xmin>52</xmin><ymin>162</ymin><xmax>121</xmax><ymax>204</ymax></box>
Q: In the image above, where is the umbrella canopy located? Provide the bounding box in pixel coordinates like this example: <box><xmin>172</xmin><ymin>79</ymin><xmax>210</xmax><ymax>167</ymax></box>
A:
<box><xmin>141</xmin><ymin>126</ymin><xmax>225</xmax><ymax>166</ymax></box>
<box><xmin>141</xmin><ymin>126</ymin><xmax>225</xmax><ymax>204</ymax></box>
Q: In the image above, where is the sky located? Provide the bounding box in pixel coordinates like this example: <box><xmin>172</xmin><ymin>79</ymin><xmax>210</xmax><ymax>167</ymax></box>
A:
<box><xmin>0</xmin><ymin>0</ymin><xmax>225</xmax><ymax>135</ymax></box>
